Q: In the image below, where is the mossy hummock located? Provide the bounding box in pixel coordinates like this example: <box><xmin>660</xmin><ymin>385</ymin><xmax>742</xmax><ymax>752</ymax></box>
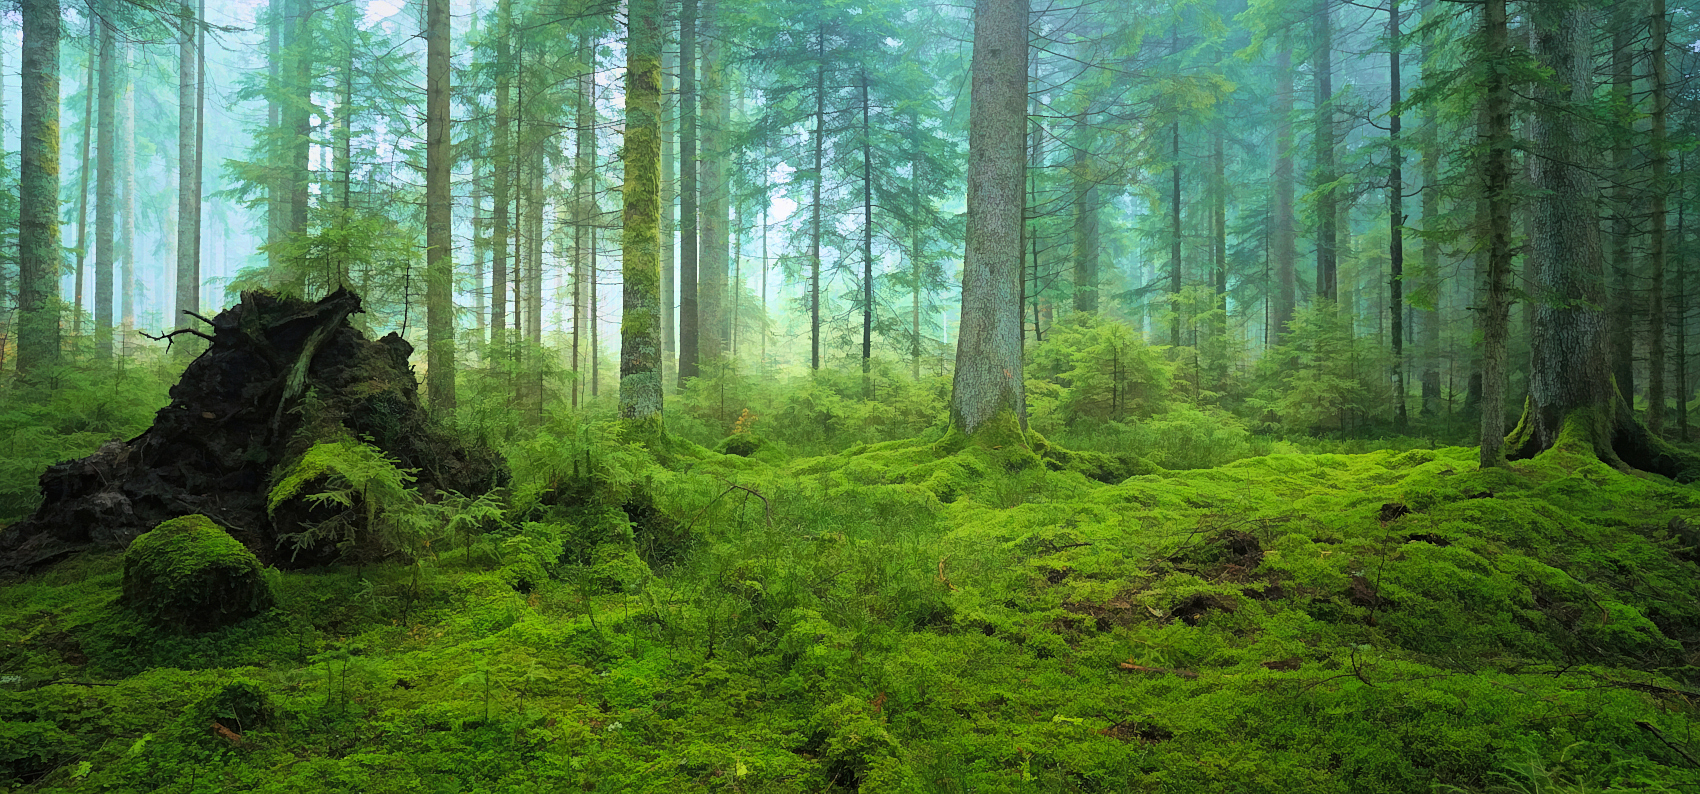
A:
<box><xmin>121</xmin><ymin>515</ymin><xmax>273</xmax><ymax>631</ymax></box>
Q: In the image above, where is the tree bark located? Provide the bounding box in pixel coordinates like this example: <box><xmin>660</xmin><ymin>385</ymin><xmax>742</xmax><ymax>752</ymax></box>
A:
<box><xmin>1647</xmin><ymin>0</ymin><xmax>1669</xmax><ymax>435</ymax></box>
<box><xmin>1313</xmin><ymin>0</ymin><xmax>1337</xmax><ymax>304</ymax></box>
<box><xmin>678</xmin><ymin>0</ymin><xmax>700</xmax><ymax>381</ymax></box>
<box><xmin>18</xmin><ymin>0</ymin><xmax>60</xmax><ymax>375</ymax></box>
<box><xmin>661</xmin><ymin>41</ymin><xmax>676</xmax><ymax>373</ymax></box>
<box><xmin>177</xmin><ymin>0</ymin><xmax>200</xmax><ymax>350</ymax></box>
<box><xmin>1419</xmin><ymin>0</ymin><xmax>1441</xmax><ymax>414</ymax></box>
<box><xmin>119</xmin><ymin>47</ymin><xmax>135</xmax><ymax>355</ymax></box>
<box><xmin>948</xmin><ymin>0</ymin><xmax>1028</xmax><ymax>440</ymax></box>
<box><xmin>490</xmin><ymin>0</ymin><xmax>510</xmax><ymax>344</ymax></box>
<box><xmin>808</xmin><ymin>26</ymin><xmax>825</xmax><ymax>371</ymax></box>
<box><xmin>699</xmin><ymin>0</ymin><xmax>728</xmax><ymax>363</ymax></box>
<box><xmin>1609</xmin><ymin>7</ymin><xmax>1635</xmax><ymax>413</ymax></box>
<box><xmin>1272</xmin><ymin>48</ymin><xmax>1296</xmax><ymax>343</ymax></box>
<box><xmin>861</xmin><ymin>67</ymin><xmax>874</xmax><ymax>394</ymax></box>
<box><xmin>424</xmin><ymin>0</ymin><xmax>455</xmax><ymax>414</ymax></box>
<box><xmin>1072</xmin><ymin>118</ymin><xmax>1099</xmax><ymax>314</ymax></box>
<box><xmin>267</xmin><ymin>0</ymin><xmax>286</xmax><ymax>275</ymax></box>
<box><xmin>1479</xmin><ymin>0</ymin><xmax>1512</xmax><ymax>467</ymax></box>
<box><xmin>74</xmin><ymin>24</ymin><xmax>94</xmax><ymax>341</ymax></box>
<box><xmin>1508</xmin><ymin>2</ymin><xmax>1695</xmax><ymax>481</ymax></box>
<box><xmin>95</xmin><ymin>11</ymin><xmax>116</xmax><ymax>358</ymax></box>
<box><xmin>574</xmin><ymin>32</ymin><xmax>595</xmax><ymax>408</ymax></box>
<box><xmin>621</xmin><ymin>0</ymin><xmax>665</xmax><ymax>426</ymax></box>
<box><xmin>1389</xmin><ymin>0</ymin><xmax>1406</xmax><ymax>429</ymax></box>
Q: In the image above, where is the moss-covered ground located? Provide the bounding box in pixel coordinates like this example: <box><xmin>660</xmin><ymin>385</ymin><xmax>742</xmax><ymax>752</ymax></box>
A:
<box><xmin>5</xmin><ymin>424</ymin><xmax>1700</xmax><ymax>792</ymax></box>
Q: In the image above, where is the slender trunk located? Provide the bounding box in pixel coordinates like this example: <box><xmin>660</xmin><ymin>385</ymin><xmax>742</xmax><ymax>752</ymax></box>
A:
<box><xmin>1169</xmin><ymin>109</ymin><xmax>1182</xmax><ymax>346</ymax></box>
<box><xmin>75</xmin><ymin>25</ymin><xmax>94</xmax><ymax>339</ymax></box>
<box><xmin>1273</xmin><ymin>48</ymin><xmax>1296</xmax><ymax>343</ymax></box>
<box><xmin>592</xmin><ymin>223</ymin><xmax>600</xmax><ymax>397</ymax></box>
<box><xmin>18</xmin><ymin>0</ymin><xmax>61</xmax><ymax>375</ymax></box>
<box><xmin>1678</xmin><ymin>152</ymin><xmax>1689</xmax><ymax>441</ymax></box>
<box><xmin>96</xmin><ymin>12</ymin><xmax>116</xmax><ymax>358</ymax></box>
<box><xmin>1479</xmin><ymin>0</ymin><xmax>1512</xmax><ymax>467</ymax></box>
<box><xmin>511</xmin><ymin>49</ymin><xmax>525</xmax><ymax>342</ymax></box>
<box><xmin>1647</xmin><ymin>0</ymin><xmax>1669</xmax><ymax>435</ymax></box>
<box><xmin>288</xmin><ymin>0</ymin><xmax>312</xmax><ymax>262</ymax></box>
<box><xmin>575</xmin><ymin>32</ymin><xmax>595</xmax><ymax>407</ymax></box>
<box><xmin>267</xmin><ymin>0</ymin><xmax>285</xmax><ymax>274</ymax></box>
<box><xmin>619</xmin><ymin>0</ymin><xmax>664</xmax><ymax>424</ymax></box>
<box><xmin>473</xmin><ymin>164</ymin><xmax>486</xmax><ymax>337</ymax></box>
<box><xmin>1072</xmin><ymin>117</ymin><xmax>1099</xmax><ymax>314</ymax></box>
<box><xmin>949</xmin><ymin>0</ymin><xmax>1028</xmax><ymax>439</ymax></box>
<box><xmin>1389</xmin><ymin>0</ymin><xmax>1406</xmax><ymax>428</ymax></box>
<box><xmin>1212</xmin><ymin>129</ymin><xmax>1226</xmax><ymax>354</ymax></box>
<box><xmin>194</xmin><ymin>0</ymin><xmax>205</xmax><ymax>312</ymax></box>
<box><xmin>678</xmin><ymin>0</ymin><xmax>700</xmax><ymax>380</ymax></box>
<box><xmin>425</xmin><ymin>0</ymin><xmax>455</xmax><ymax>413</ymax></box>
<box><xmin>909</xmin><ymin>113</ymin><xmax>922</xmax><ymax>379</ymax></box>
<box><xmin>809</xmin><ymin>26</ymin><xmax>825</xmax><ymax>370</ymax></box>
<box><xmin>699</xmin><ymin>0</ymin><xmax>727</xmax><ymax>363</ymax></box>
<box><xmin>526</xmin><ymin>138</ymin><xmax>544</xmax><ymax>353</ymax></box>
<box><xmin>1314</xmin><ymin>0</ymin><xmax>1337</xmax><ymax>304</ymax></box>
<box><xmin>338</xmin><ymin>3</ymin><xmax>353</xmax><ymax>212</ymax></box>
<box><xmin>1419</xmin><ymin>0</ymin><xmax>1441</xmax><ymax>414</ymax></box>
<box><xmin>661</xmin><ymin>42</ymin><xmax>676</xmax><ymax>372</ymax></box>
<box><xmin>1610</xmin><ymin>9</ymin><xmax>1634</xmax><ymax>408</ymax></box>
<box><xmin>120</xmin><ymin>48</ymin><xmax>135</xmax><ymax>354</ymax></box>
<box><xmin>861</xmin><ymin>67</ymin><xmax>874</xmax><ymax>395</ymax></box>
<box><xmin>177</xmin><ymin>0</ymin><xmax>198</xmax><ymax>338</ymax></box>
<box><xmin>490</xmin><ymin>0</ymin><xmax>510</xmax><ymax>344</ymax></box>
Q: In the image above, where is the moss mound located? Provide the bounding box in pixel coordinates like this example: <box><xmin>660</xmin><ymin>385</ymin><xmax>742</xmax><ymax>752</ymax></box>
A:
<box><xmin>121</xmin><ymin>515</ymin><xmax>273</xmax><ymax>631</ymax></box>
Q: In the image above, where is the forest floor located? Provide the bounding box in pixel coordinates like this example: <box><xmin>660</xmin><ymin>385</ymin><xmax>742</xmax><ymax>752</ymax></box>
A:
<box><xmin>5</xmin><ymin>406</ymin><xmax>1700</xmax><ymax>792</ymax></box>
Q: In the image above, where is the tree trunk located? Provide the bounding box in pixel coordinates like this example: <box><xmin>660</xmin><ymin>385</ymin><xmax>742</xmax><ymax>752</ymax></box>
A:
<box><xmin>1419</xmin><ymin>0</ymin><xmax>1441</xmax><ymax>414</ymax></box>
<box><xmin>1389</xmin><ymin>0</ymin><xmax>1406</xmax><ymax>428</ymax></box>
<box><xmin>119</xmin><ymin>48</ymin><xmax>135</xmax><ymax>355</ymax></box>
<box><xmin>808</xmin><ymin>26</ymin><xmax>825</xmax><ymax>371</ymax></box>
<box><xmin>574</xmin><ymin>32</ymin><xmax>595</xmax><ymax>408</ymax></box>
<box><xmin>288</xmin><ymin>0</ymin><xmax>312</xmax><ymax>274</ymax></box>
<box><xmin>661</xmin><ymin>42</ymin><xmax>676</xmax><ymax>375</ymax></box>
<box><xmin>267</xmin><ymin>0</ymin><xmax>286</xmax><ymax>275</ymax></box>
<box><xmin>194</xmin><ymin>0</ymin><xmax>205</xmax><ymax>322</ymax></box>
<box><xmin>95</xmin><ymin>12</ymin><xmax>116</xmax><ymax>358</ymax></box>
<box><xmin>1479</xmin><ymin>0</ymin><xmax>1512</xmax><ymax>467</ymax></box>
<box><xmin>620</xmin><ymin>0</ymin><xmax>664</xmax><ymax>425</ymax></box>
<box><xmin>1508</xmin><ymin>2</ymin><xmax>1695</xmax><ymax>481</ymax></box>
<box><xmin>861</xmin><ymin>67</ymin><xmax>874</xmax><ymax>395</ymax></box>
<box><xmin>490</xmin><ymin>0</ymin><xmax>510</xmax><ymax>344</ymax></box>
<box><xmin>678</xmin><ymin>0</ymin><xmax>700</xmax><ymax>381</ymax></box>
<box><xmin>1647</xmin><ymin>0</ymin><xmax>1669</xmax><ymax>435</ymax></box>
<box><xmin>1273</xmin><ymin>48</ymin><xmax>1296</xmax><ymax>343</ymax></box>
<box><xmin>424</xmin><ymin>0</ymin><xmax>455</xmax><ymax>414</ymax></box>
<box><xmin>1212</xmin><ymin>129</ymin><xmax>1226</xmax><ymax>358</ymax></box>
<box><xmin>948</xmin><ymin>0</ymin><xmax>1028</xmax><ymax>441</ymax></box>
<box><xmin>909</xmin><ymin>113</ymin><xmax>922</xmax><ymax>379</ymax></box>
<box><xmin>1609</xmin><ymin>8</ymin><xmax>1635</xmax><ymax>414</ymax></box>
<box><xmin>1072</xmin><ymin>118</ymin><xmax>1099</xmax><ymax>314</ymax></box>
<box><xmin>336</xmin><ymin>1</ymin><xmax>353</xmax><ymax>212</ymax></box>
<box><xmin>177</xmin><ymin>0</ymin><xmax>200</xmax><ymax>344</ymax></box>
<box><xmin>1313</xmin><ymin>0</ymin><xmax>1337</xmax><ymax>304</ymax></box>
<box><xmin>1169</xmin><ymin>116</ymin><xmax>1182</xmax><ymax>349</ymax></box>
<box><xmin>74</xmin><ymin>25</ymin><xmax>94</xmax><ymax>342</ymax></box>
<box><xmin>699</xmin><ymin>0</ymin><xmax>727</xmax><ymax>363</ymax></box>
<box><xmin>18</xmin><ymin>0</ymin><xmax>60</xmax><ymax>375</ymax></box>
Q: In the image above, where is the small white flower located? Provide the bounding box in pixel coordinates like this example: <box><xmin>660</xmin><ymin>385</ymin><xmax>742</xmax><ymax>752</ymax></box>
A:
<box><xmin>605</xmin><ymin>721</ymin><xmax>623</xmax><ymax>733</ymax></box>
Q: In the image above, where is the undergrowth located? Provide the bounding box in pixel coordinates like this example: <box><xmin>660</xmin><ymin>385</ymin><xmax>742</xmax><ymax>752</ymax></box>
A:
<box><xmin>3</xmin><ymin>393</ymin><xmax>1700</xmax><ymax>791</ymax></box>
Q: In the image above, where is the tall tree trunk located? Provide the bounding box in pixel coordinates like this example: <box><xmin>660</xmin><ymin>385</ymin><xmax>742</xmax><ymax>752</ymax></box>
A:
<box><xmin>1609</xmin><ymin>8</ymin><xmax>1635</xmax><ymax>408</ymax></box>
<box><xmin>177</xmin><ymin>0</ymin><xmax>199</xmax><ymax>347</ymax></box>
<box><xmin>1479</xmin><ymin>0</ymin><xmax>1513</xmax><ymax>467</ymax></box>
<box><xmin>74</xmin><ymin>26</ymin><xmax>94</xmax><ymax>340</ymax></box>
<box><xmin>661</xmin><ymin>41</ymin><xmax>676</xmax><ymax>376</ymax></box>
<box><xmin>1507</xmin><ymin>1</ymin><xmax>1695</xmax><ymax>481</ymax></box>
<box><xmin>288</xmin><ymin>0</ymin><xmax>312</xmax><ymax>281</ymax></box>
<box><xmin>1389</xmin><ymin>0</ymin><xmax>1407</xmax><ymax>428</ymax></box>
<box><xmin>1419</xmin><ymin>0</ymin><xmax>1441</xmax><ymax>414</ymax></box>
<box><xmin>1072</xmin><ymin>118</ymin><xmax>1099</xmax><ymax>314</ymax></box>
<box><xmin>473</xmin><ymin>164</ymin><xmax>486</xmax><ymax>339</ymax></box>
<box><xmin>1677</xmin><ymin>153</ymin><xmax>1689</xmax><ymax>441</ymax></box>
<box><xmin>574</xmin><ymin>32</ymin><xmax>595</xmax><ymax>408</ymax></box>
<box><xmin>490</xmin><ymin>0</ymin><xmax>510</xmax><ymax>344</ymax></box>
<box><xmin>909</xmin><ymin>113</ymin><xmax>922</xmax><ymax>379</ymax></box>
<box><xmin>699</xmin><ymin>0</ymin><xmax>727</xmax><ymax>364</ymax></box>
<box><xmin>96</xmin><ymin>12</ymin><xmax>116</xmax><ymax>358</ymax></box>
<box><xmin>1212</xmin><ymin>129</ymin><xmax>1226</xmax><ymax>356</ymax></box>
<box><xmin>1272</xmin><ymin>48</ymin><xmax>1296</xmax><ymax>343</ymax></box>
<box><xmin>620</xmin><ymin>0</ymin><xmax>664</xmax><ymax>425</ymax></box>
<box><xmin>1313</xmin><ymin>0</ymin><xmax>1337</xmax><ymax>304</ymax></box>
<box><xmin>1647</xmin><ymin>0</ymin><xmax>1669</xmax><ymax>435</ymax></box>
<box><xmin>194</xmin><ymin>0</ymin><xmax>205</xmax><ymax>317</ymax></box>
<box><xmin>424</xmin><ymin>0</ymin><xmax>455</xmax><ymax>413</ymax></box>
<box><xmin>808</xmin><ymin>26</ymin><xmax>825</xmax><ymax>371</ymax></box>
<box><xmin>267</xmin><ymin>0</ymin><xmax>286</xmax><ymax>275</ymax></box>
<box><xmin>860</xmin><ymin>67</ymin><xmax>874</xmax><ymax>395</ymax></box>
<box><xmin>336</xmin><ymin>1</ymin><xmax>353</xmax><ymax>212</ymax></box>
<box><xmin>18</xmin><ymin>0</ymin><xmax>60</xmax><ymax>375</ymax></box>
<box><xmin>1169</xmin><ymin>117</ymin><xmax>1182</xmax><ymax>348</ymax></box>
<box><xmin>678</xmin><ymin>0</ymin><xmax>700</xmax><ymax>380</ymax></box>
<box><xmin>949</xmin><ymin>0</ymin><xmax>1028</xmax><ymax>440</ymax></box>
<box><xmin>119</xmin><ymin>49</ymin><xmax>135</xmax><ymax>355</ymax></box>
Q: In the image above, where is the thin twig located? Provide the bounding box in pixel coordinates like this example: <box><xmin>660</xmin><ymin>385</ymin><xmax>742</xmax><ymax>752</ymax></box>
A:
<box><xmin>1637</xmin><ymin>721</ymin><xmax>1700</xmax><ymax>768</ymax></box>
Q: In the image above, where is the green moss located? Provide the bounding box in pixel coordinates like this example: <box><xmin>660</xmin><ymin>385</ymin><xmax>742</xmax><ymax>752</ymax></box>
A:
<box><xmin>120</xmin><ymin>515</ymin><xmax>274</xmax><ymax>632</ymax></box>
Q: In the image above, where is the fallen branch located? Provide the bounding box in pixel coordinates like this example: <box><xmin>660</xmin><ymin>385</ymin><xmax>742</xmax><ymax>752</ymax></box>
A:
<box><xmin>714</xmin><ymin>477</ymin><xmax>773</xmax><ymax>528</ymax></box>
<box><xmin>140</xmin><ymin>327</ymin><xmax>215</xmax><ymax>350</ymax></box>
<box><xmin>1637</xmin><ymin>721</ymin><xmax>1700</xmax><ymax>768</ymax></box>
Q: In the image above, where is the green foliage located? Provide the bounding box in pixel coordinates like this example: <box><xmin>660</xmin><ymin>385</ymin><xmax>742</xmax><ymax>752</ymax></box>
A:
<box><xmin>1248</xmin><ymin>305</ymin><xmax>1396</xmax><ymax>434</ymax></box>
<box><xmin>1026</xmin><ymin>312</ymin><xmax>1172</xmax><ymax>433</ymax></box>
<box><xmin>269</xmin><ymin>439</ymin><xmax>436</xmax><ymax>563</ymax></box>
<box><xmin>120</xmin><ymin>515</ymin><xmax>275</xmax><ymax>632</ymax></box>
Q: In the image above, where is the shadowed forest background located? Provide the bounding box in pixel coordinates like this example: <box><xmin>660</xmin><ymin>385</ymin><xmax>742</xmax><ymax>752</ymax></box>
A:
<box><xmin>3</xmin><ymin>0</ymin><xmax>1700</xmax><ymax>791</ymax></box>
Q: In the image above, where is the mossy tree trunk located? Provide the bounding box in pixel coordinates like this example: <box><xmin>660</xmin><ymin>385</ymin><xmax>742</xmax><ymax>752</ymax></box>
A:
<box><xmin>948</xmin><ymin>0</ymin><xmax>1028</xmax><ymax>442</ymax></box>
<box><xmin>1478</xmin><ymin>0</ymin><xmax>1512</xmax><ymax>468</ymax></box>
<box><xmin>621</xmin><ymin>0</ymin><xmax>665</xmax><ymax>428</ymax></box>
<box><xmin>699</xmin><ymin>0</ymin><xmax>728</xmax><ymax>364</ymax></box>
<box><xmin>177</xmin><ymin>0</ymin><xmax>200</xmax><ymax>348</ymax></box>
<box><xmin>17</xmin><ymin>0</ymin><xmax>60</xmax><ymax>376</ymax></box>
<box><xmin>1508</xmin><ymin>1</ymin><xmax>1696</xmax><ymax>482</ymax></box>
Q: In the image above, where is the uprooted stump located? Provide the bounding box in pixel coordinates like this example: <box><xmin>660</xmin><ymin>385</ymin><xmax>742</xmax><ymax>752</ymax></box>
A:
<box><xmin>0</xmin><ymin>288</ymin><xmax>506</xmax><ymax>574</ymax></box>
<box><xmin>121</xmin><ymin>514</ymin><xmax>273</xmax><ymax>631</ymax></box>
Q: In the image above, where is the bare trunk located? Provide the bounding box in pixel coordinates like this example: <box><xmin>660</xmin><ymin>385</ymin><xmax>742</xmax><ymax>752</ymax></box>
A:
<box><xmin>1072</xmin><ymin>118</ymin><xmax>1099</xmax><ymax>314</ymax></box>
<box><xmin>95</xmin><ymin>12</ymin><xmax>116</xmax><ymax>358</ymax></box>
<box><xmin>1273</xmin><ymin>49</ymin><xmax>1296</xmax><ymax>343</ymax></box>
<box><xmin>699</xmin><ymin>0</ymin><xmax>727</xmax><ymax>363</ymax></box>
<box><xmin>1609</xmin><ymin>10</ymin><xmax>1634</xmax><ymax>408</ymax></box>
<box><xmin>808</xmin><ymin>27</ymin><xmax>824</xmax><ymax>371</ymax></box>
<box><xmin>678</xmin><ymin>0</ymin><xmax>700</xmax><ymax>380</ymax></box>
<box><xmin>74</xmin><ymin>25</ymin><xmax>94</xmax><ymax>340</ymax></box>
<box><xmin>490</xmin><ymin>0</ymin><xmax>510</xmax><ymax>344</ymax></box>
<box><xmin>1389</xmin><ymin>0</ymin><xmax>1406</xmax><ymax>428</ymax></box>
<box><xmin>1313</xmin><ymin>0</ymin><xmax>1337</xmax><ymax>304</ymax></box>
<box><xmin>177</xmin><ymin>1</ymin><xmax>200</xmax><ymax>348</ymax></box>
<box><xmin>1647</xmin><ymin>0</ymin><xmax>1669</xmax><ymax>435</ymax></box>
<box><xmin>119</xmin><ymin>49</ymin><xmax>135</xmax><ymax>355</ymax></box>
<box><xmin>424</xmin><ymin>0</ymin><xmax>455</xmax><ymax>413</ymax></box>
<box><xmin>1419</xmin><ymin>0</ymin><xmax>1441</xmax><ymax>414</ymax></box>
<box><xmin>574</xmin><ymin>32</ymin><xmax>595</xmax><ymax>407</ymax></box>
<box><xmin>661</xmin><ymin>42</ymin><xmax>676</xmax><ymax>371</ymax></box>
<box><xmin>620</xmin><ymin>0</ymin><xmax>664</xmax><ymax>424</ymax></box>
<box><xmin>948</xmin><ymin>0</ymin><xmax>1028</xmax><ymax>440</ymax></box>
<box><xmin>861</xmin><ymin>67</ymin><xmax>874</xmax><ymax>395</ymax></box>
<box><xmin>1479</xmin><ymin>0</ymin><xmax>1512</xmax><ymax>467</ymax></box>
